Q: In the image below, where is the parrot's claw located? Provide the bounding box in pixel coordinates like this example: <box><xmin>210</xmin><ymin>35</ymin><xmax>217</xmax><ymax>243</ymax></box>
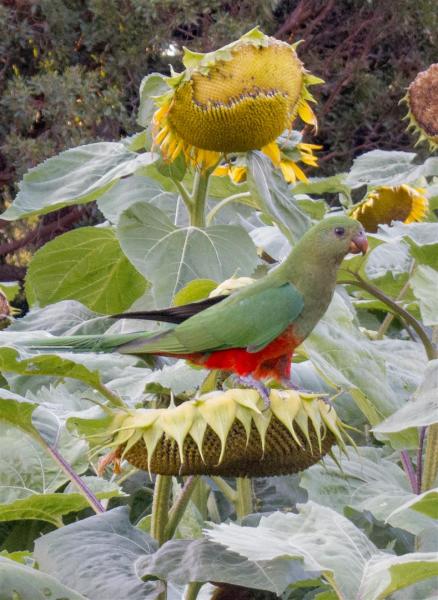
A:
<box><xmin>234</xmin><ymin>375</ymin><xmax>271</xmax><ymax>410</ymax></box>
<box><xmin>281</xmin><ymin>378</ymin><xmax>314</xmax><ymax>395</ymax></box>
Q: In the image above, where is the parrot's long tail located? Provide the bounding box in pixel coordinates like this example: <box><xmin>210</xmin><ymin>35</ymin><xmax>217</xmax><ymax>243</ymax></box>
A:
<box><xmin>24</xmin><ymin>332</ymin><xmax>148</xmax><ymax>353</ymax></box>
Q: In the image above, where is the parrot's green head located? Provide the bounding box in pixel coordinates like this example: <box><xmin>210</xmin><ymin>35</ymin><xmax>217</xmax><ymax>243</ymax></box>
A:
<box><xmin>301</xmin><ymin>216</ymin><xmax>368</xmax><ymax>263</ymax></box>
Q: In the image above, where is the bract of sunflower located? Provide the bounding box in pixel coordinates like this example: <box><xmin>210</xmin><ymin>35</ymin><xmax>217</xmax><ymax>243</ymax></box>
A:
<box><xmin>90</xmin><ymin>389</ymin><xmax>353</xmax><ymax>478</ymax></box>
<box><xmin>151</xmin><ymin>27</ymin><xmax>323</xmax><ymax>173</ymax></box>
<box><xmin>350</xmin><ymin>184</ymin><xmax>429</xmax><ymax>233</ymax></box>
<box><xmin>403</xmin><ymin>63</ymin><xmax>438</xmax><ymax>151</ymax></box>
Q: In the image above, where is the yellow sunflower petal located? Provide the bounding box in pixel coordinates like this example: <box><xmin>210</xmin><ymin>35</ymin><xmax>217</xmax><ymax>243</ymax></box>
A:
<box><xmin>230</xmin><ymin>165</ymin><xmax>247</xmax><ymax>183</ymax></box>
<box><xmin>280</xmin><ymin>160</ymin><xmax>297</xmax><ymax>183</ymax></box>
<box><xmin>290</xmin><ymin>161</ymin><xmax>308</xmax><ymax>182</ymax></box>
<box><xmin>261</xmin><ymin>142</ymin><xmax>281</xmax><ymax>166</ymax></box>
<box><xmin>298</xmin><ymin>101</ymin><xmax>318</xmax><ymax>128</ymax></box>
<box><xmin>213</xmin><ymin>165</ymin><xmax>229</xmax><ymax>177</ymax></box>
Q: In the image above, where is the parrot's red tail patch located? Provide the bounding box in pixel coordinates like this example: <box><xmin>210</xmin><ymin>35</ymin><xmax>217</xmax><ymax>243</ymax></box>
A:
<box><xmin>183</xmin><ymin>326</ymin><xmax>302</xmax><ymax>382</ymax></box>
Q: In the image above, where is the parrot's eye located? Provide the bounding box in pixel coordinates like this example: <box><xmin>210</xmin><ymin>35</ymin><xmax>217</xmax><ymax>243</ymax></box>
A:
<box><xmin>334</xmin><ymin>227</ymin><xmax>345</xmax><ymax>237</ymax></box>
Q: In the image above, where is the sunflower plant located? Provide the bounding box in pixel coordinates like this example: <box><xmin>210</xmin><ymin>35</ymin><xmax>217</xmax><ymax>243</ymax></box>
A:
<box><xmin>0</xmin><ymin>30</ymin><xmax>437</xmax><ymax>600</ymax></box>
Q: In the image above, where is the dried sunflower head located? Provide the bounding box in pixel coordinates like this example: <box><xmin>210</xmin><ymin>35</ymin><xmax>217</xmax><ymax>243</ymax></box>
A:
<box><xmin>351</xmin><ymin>184</ymin><xmax>429</xmax><ymax>233</ymax></box>
<box><xmin>404</xmin><ymin>63</ymin><xmax>438</xmax><ymax>151</ymax></box>
<box><xmin>95</xmin><ymin>389</ymin><xmax>351</xmax><ymax>478</ymax></box>
<box><xmin>152</xmin><ymin>28</ymin><xmax>323</xmax><ymax>171</ymax></box>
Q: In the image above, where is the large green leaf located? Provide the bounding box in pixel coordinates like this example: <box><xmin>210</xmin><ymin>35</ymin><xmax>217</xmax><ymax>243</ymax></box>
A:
<box><xmin>358</xmin><ymin>553</ymin><xmax>438</xmax><ymax>600</ymax></box>
<box><xmin>372</xmin><ymin>222</ymin><xmax>438</xmax><ymax>269</ymax></box>
<box><xmin>0</xmin><ymin>556</ymin><xmax>87</xmax><ymax>600</ymax></box>
<box><xmin>117</xmin><ymin>202</ymin><xmax>258</xmax><ymax>306</ymax></box>
<box><xmin>206</xmin><ymin>501</ymin><xmax>383</xmax><ymax>599</ymax></box>
<box><xmin>292</xmin><ymin>174</ymin><xmax>350</xmax><ymax>199</ymax></box>
<box><xmin>7</xmin><ymin>300</ymin><xmax>112</xmax><ymax>336</ymax></box>
<box><xmin>97</xmin><ymin>176</ymin><xmax>178</xmax><ymax>225</ymax></box>
<box><xmin>0</xmin><ymin>388</ymin><xmax>38</xmax><ymax>435</ymax></box>
<box><xmin>246</xmin><ymin>151</ymin><xmax>311</xmax><ymax>242</ymax></box>
<box><xmin>0</xmin><ymin>422</ymin><xmax>89</xmax><ymax>526</ymax></box>
<box><xmin>139</xmin><ymin>536</ymin><xmax>318</xmax><ymax>596</ymax></box>
<box><xmin>385</xmin><ymin>489</ymin><xmax>438</xmax><ymax>521</ymax></box>
<box><xmin>410</xmin><ymin>265</ymin><xmax>438</xmax><ymax>325</ymax></box>
<box><xmin>303</xmin><ymin>293</ymin><xmax>424</xmax><ymax>446</ymax></box>
<box><xmin>25</xmin><ymin>227</ymin><xmax>147</xmax><ymax>313</ymax></box>
<box><xmin>0</xmin><ymin>346</ymin><xmax>103</xmax><ymax>391</ymax></box>
<box><xmin>301</xmin><ymin>448</ymin><xmax>433</xmax><ymax>535</ymax></box>
<box><xmin>34</xmin><ymin>507</ymin><xmax>160</xmax><ymax>600</ymax></box>
<box><xmin>1</xmin><ymin>143</ymin><xmax>156</xmax><ymax>220</ymax></box>
<box><xmin>345</xmin><ymin>150</ymin><xmax>433</xmax><ymax>187</ymax></box>
<box><xmin>373</xmin><ymin>360</ymin><xmax>438</xmax><ymax>434</ymax></box>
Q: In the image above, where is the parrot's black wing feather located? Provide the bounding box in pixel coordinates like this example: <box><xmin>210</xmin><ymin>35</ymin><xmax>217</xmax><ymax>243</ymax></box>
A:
<box><xmin>110</xmin><ymin>295</ymin><xmax>228</xmax><ymax>325</ymax></box>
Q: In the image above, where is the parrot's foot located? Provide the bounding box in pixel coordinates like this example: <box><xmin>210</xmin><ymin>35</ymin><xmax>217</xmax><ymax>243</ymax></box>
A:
<box><xmin>234</xmin><ymin>375</ymin><xmax>271</xmax><ymax>410</ymax></box>
<box><xmin>280</xmin><ymin>378</ymin><xmax>314</xmax><ymax>395</ymax></box>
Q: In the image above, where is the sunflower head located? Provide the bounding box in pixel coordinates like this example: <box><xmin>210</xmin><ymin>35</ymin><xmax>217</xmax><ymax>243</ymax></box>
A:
<box><xmin>93</xmin><ymin>389</ymin><xmax>352</xmax><ymax>477</ymax></box>
<box><xmin>404</xmin><ymin>63</ymin><xmax>438</xmax><ymax>151</ymax></box>
<box><xmin>152</xmin><ymin>28</ymin><xmax>323</xmax><ymax>170</ymax></box>
<box><xmin>351</xmin><ymin>184</ymin><xmax>429</xmax><ymax>233</ymax></box>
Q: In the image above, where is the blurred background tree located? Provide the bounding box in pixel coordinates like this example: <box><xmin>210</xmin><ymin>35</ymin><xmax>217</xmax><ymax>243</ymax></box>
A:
<box><xmin>0</xmin><ymin>0</ymin><xmax>437</xmax><ymax>282</ymax></box>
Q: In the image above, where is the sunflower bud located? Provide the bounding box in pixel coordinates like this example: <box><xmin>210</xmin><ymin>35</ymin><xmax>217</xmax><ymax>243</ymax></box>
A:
<box><xmin>103</xmin><ymin>389</ymin><xmax>351</xmax><ymax>477</ymax></box>
<box><xmin>351</xmin><ymin>184</ymin><xmax>429</xmax><ymax>233</ymax></box>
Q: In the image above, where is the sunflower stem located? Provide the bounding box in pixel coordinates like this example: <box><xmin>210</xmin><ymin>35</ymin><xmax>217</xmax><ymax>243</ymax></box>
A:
<box><xmin>375</xmin><ymin>265</ymin><xmax>414</xmax><ymax>340</ymax></box>
<box><xmin>151</xmin><ymin>475</ymin><xmax>172</xmax><ymax>545</ymax></box>
<box><xmin>93</xmin><ymin>381</ymin><xmax>127</xmax><ymax>409</ymax></box>
<box><xmin>422</xmin><ymin>426</ymin><xmax>438</xmax><ymax>492</ymax></box>
<box><xmin>190</xmin><ymin>171</ymin><xmax>210</xmax><ymax>227</ymax></box>
<box><xmin>235</xmin><ymin>477</ymin><xmax>253</xmax><ymax>519</ymax></box>
<box><xmin>211</xmin><ymin>476</ymin><xmax>237</xmax><ymax>503</ymax></box>
<box><xmin>164</xmin><ymin>475</ymin><xmax>200</xmax><ymax>541</ymax></box>
<box><xmin>206</xmin><ymin>191</ymin><xmax>252</xmax><ymax>226</ymax></box>
<box><xmin>338</xmin><ymin>274</ymin><xmax>436</xmax><ymax>361</ymax></box>
<box><xmin>184</xmin><ymin>582</ymin><xmax>203</xmax><ymax>600</ymax></box>
<box><xmin>42</xmin><ymin>440</ymin><xmax>105</xmax><ymax>514</ymax></box>
<box><xmin>172</xmin><ymin>178</ymin><xmax>194</xmax><ymax>210</ymax></box>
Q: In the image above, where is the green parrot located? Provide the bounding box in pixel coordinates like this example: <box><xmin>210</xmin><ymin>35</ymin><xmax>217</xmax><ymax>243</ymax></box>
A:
<box><xmin>24</xmin><ymin>216</ymin><xmax>367</xmax><ymax>399</ymax></box>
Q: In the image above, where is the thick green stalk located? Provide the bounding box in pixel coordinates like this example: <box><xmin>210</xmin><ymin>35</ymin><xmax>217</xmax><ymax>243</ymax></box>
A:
<box><xmin>189</xmin><ymin>171</ymin><xmax>210</xmax><ymax>227</ymax></box>
<box><xmin>423</xmin><ymin>326</ymin><xmax>438</xmax><ymax>491</ymax></box>
<box><xmin>184</xmin><ymin>582</ymin><xmax>203</xmax><ymax>600</ymax></box>
<box><xmin>172</xmin><ymin>178</ymin><xmax>194</xmax><ymax>212</ymax></box>
<box><xmin>150</xmin><ymin>475</ymin><xmax>172</xmax><ymax>545</ymax></box>
<box><xmin>235</xmin><ymin>478</ymin><xmax>253</xmax><ymax>519</ymax></box>
<box><xmin>211</xmin><ymin>476</ymin><xmax>237</xmax><ymax>504</ymax></box>
<box><xmin>164</xmin><ymin>476</ymin><xmax>200</xmax><ymax>541</ymax></box>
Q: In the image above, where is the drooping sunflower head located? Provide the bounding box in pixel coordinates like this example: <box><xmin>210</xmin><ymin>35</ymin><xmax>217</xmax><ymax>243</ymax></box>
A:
<box><xmin>93</xmin><ymin>389</ymin><xmax>351</xmax><ymax>478</ymax></box>
<box><xmin>404</xmin><ymin>63</ymin><xmax>438</xmax><ymax>151</ymax></box>
<box><xmin>153</xmin><ymin>28</ymin><xmax>323</xmax><ymax>170</ymax></box>
<box><xmin>350</xmin><ymin>184</ymin><xmax>429</xmax><ymax>233</ymax></box>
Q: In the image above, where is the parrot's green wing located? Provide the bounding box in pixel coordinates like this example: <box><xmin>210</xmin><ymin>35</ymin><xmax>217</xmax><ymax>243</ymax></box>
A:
<box><xmin>119</xmin><ymin>283</ymin><xmax>304</xmax><ymax>355</ymax></box>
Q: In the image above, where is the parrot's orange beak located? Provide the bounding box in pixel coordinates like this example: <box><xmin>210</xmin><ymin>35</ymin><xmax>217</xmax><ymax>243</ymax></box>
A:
<box><xmin>349</xmin><ymin>231</ymin><xmax>368</xmax><ymax>255</ymax></box>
